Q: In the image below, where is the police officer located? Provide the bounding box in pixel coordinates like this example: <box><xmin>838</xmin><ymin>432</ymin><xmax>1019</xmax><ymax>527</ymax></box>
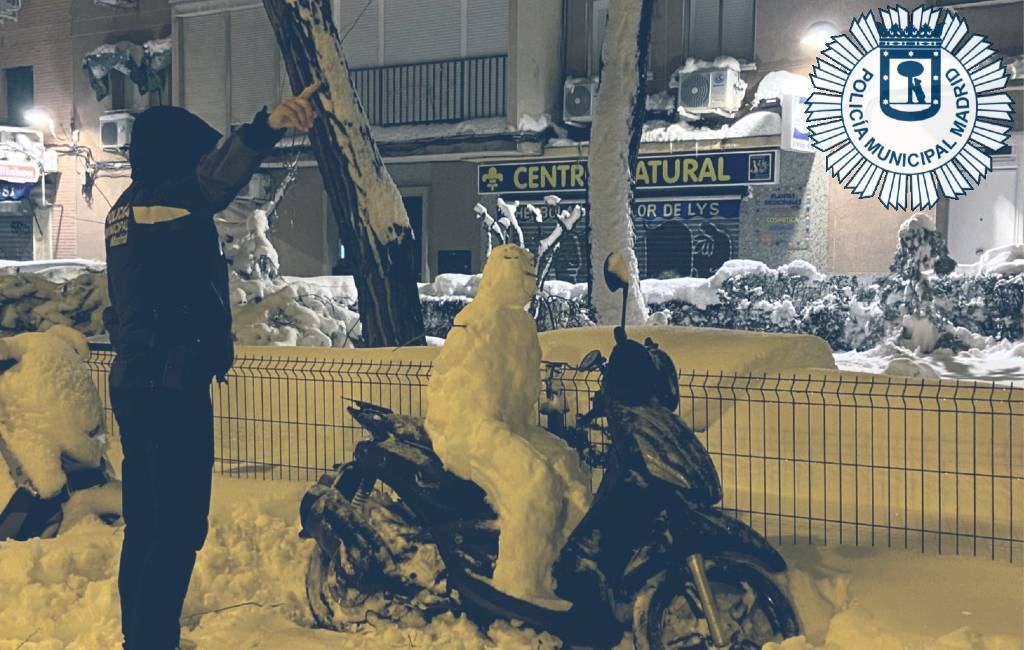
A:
<box><xmin>104</xmin><ymin>82</ymin><xmax>319</xmax><ymax>650</ymax></box>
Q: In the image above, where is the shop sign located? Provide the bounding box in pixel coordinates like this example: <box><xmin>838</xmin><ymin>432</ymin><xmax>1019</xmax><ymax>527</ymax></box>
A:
<box><xmin>0</xmin><ymin>161</ymin><xmax>39</xmax><ymax>184</ymax></box>
<box><xmin>516</xmin><ymin>197</ymin><xmax>741</xmax><ymax>223</ymax></box>
<box><xmin>479</xmin><ymin>149</ymin><xmax>777</xmax><ymax>195</ymax></box>
<box><xmin>781</xmin><ymin>95</ymin><xmax>813</xmax><ymax>153</ymax></box>
<box><xmin>634</xmin><ymin>197</ymin><xmax>741</xmax><ymax>222</ymax></box>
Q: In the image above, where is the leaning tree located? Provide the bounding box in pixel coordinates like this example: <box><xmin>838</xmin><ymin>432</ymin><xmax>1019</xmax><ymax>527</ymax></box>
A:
<box><xmin>587</xmin><ymin>0</ymin><xmax>655</xmax><ymax>325</ymax></box>
<box><xmin>262</xmin><ymin>0</ymin><xmax>425</xmax><ymax>347</ymax></box>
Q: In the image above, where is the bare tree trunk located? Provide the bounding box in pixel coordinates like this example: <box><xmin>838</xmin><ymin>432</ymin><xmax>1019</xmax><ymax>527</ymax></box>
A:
<box><xmin>588</xmin><ymin>0</ymin><xmax>654</xmax><ymax>325</ymax></box>
<box><xmin>262</xmin><ymin>0</ymin><xmax>425</xmax><ymax>347</ymax></box>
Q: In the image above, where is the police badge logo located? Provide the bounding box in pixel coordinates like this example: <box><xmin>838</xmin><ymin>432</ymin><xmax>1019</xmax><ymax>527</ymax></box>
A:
<box><xmin>806</xmin><ymin>5</ymin><xmax>1014</xmax><ymax>210</ymax></box>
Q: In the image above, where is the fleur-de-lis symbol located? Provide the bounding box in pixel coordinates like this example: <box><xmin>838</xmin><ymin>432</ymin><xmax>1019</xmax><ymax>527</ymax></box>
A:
<box><xmin>482</xmin><ymin>167</ymin><xmax>504</xmax><ymax>191</ymax></box>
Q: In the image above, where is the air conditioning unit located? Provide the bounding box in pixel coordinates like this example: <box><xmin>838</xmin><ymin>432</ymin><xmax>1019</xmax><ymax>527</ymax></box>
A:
<box><xmin>99</xmin><ymin>112</ymin><xmax>133</xmax><ymax>149</ymax></box>
<box><xmin>675</xmin><ymin>68</ymin><xmax>746</xmax><ymax>117</ymax></box>
<box><xmin>237</xmin><ymin>173</ymin><xmax>271</xmax><ymax>202</ymax></box>
<box><xmin>563</xmin><ymin>77</ymin><xmax>598</xmax><ymax>125</ymax></box>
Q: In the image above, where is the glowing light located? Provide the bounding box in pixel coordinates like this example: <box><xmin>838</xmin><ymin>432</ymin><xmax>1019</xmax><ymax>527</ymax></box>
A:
<box><xmin>23</xmin><ymin>107</ymin><xmax>55</xmax><ymax>135</ymax></box>
<box><xmin>801</xmin><ymin>21</ymin><xmax>838</xmax><ymax>50</ymax></box>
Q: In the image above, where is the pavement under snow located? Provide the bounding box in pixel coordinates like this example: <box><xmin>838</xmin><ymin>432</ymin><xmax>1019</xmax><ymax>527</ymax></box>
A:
<box><xmin>0</xmin><ymin>476</ymin><xmax>1018</xmax><ymax>650</ymax></box>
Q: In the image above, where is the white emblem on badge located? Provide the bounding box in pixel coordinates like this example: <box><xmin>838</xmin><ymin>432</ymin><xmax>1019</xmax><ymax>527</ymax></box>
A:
<box><xmin>806</xmin><ymin>5</ymin><xmax>1014</xmax><ymax>209</ymax></box>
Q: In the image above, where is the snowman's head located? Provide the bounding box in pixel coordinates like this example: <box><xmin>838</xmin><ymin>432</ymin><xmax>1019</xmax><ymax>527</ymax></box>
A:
<box><xmin>477</xmin><ymin>244</ymin><xmax>536</xmax><ymax>307</ymax></box>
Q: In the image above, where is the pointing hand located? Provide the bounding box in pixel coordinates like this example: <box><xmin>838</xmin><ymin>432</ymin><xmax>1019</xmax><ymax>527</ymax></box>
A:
<box><xmin>268</xmin><ymin>81</ymin><xmax>321</xmax><ymax>132</ymax></box>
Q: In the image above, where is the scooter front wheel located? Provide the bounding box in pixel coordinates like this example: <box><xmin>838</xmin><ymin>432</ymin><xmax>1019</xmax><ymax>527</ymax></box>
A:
<box><xmin>634</xmin><ymin>560</ymin><xmax>799</xmax><ymax>650</ymax></box>
<box><xmin>305</xmin><ymin>543</ymin><xmax>368</xmax><ymax>629</ymax></box>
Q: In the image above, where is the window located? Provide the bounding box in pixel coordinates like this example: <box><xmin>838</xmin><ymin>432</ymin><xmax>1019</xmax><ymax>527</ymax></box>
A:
<box><xmin>4</xmin><ymin>66</ymin><xmax>33</xmax><ymax>126</ymax></box>
<box><xmin>334</xmin><ymin>0</ymin><xmax>508</xmax><ymax>68</ymax></box>
<box><xmin>110</xmin><ymin>70</ymin><xmax>158</xmax><ymax>113</ymax></box>
<box><xmin>686</xmin><ymin>0</ymin><xmax>755</xmax><ymax>62</ymax></box>
<box><xmin>180</xmin><ymin>8</ymin><xmax>281</xmax><ymax>135</ymax></box>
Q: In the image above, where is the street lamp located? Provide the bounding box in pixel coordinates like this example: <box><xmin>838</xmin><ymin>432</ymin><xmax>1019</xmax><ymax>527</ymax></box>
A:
<box><xmin>23</xmin><ymin>107</ymin><xmax>55</xmax><ymax>137</ymax></box>
<box><xmin>801</xmin><ymin>21</ymin><xmax>838</xmax><ymax>51</ymax></box>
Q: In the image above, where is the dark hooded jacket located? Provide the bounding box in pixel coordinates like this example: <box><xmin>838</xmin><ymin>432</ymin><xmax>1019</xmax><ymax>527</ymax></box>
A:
<box><xmin>104</xmin><ymin>106</ymin><xmax>284</xmax><ymax>389</ymax></box>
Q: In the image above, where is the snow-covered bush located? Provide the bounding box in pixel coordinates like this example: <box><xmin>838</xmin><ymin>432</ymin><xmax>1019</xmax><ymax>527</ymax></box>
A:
<box><xmin>945</xmin><ymin>272</ymin><xmax>1024</xmax><ymax>341</ymax></box>
<box><xmin>871</xmin><ymin>215</ymin><xmax>962</xmax><ymax>352</ymax></box>
<box><xmin>214</xmin><ymin>176</ymin><xmax>362</xmax><ymax>348</ymax></box>
<box><xmin>4</xmin><ymin>213</ymin><xmax>1019</xmax><ymax>360</ymax></box>
<box><xmin>0</xmin><ymin>270</ymin><xmax>108</xmax><ymax>337</ymax></box>
<box><xmin>420</xmin><ymin>297</ymin><xmax>469</xmax><ymax>338</ymax></box>
<box><xmin>649</xmin><ymin>217</ymin><xmax>1021</xmax><ymax>355</ymax></box>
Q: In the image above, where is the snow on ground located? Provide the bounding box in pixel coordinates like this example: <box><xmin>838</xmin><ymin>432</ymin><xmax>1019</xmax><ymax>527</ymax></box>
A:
<box><xmin>0</xmin><ymin>478</ymin><xmax>558</xmax><ymax>650</ymax></box>
<box><xmin>775</xmin><ymin>545</ymin><xmax>1022</xmax><ymax>650</ymax></box>
<box><xmin>835</xmin><ymin>339</ymin><xmax>1024</xmax><ymax>383</ymax></box>
<box><xmin>0</xmin><ymin>476</ymin><xmax>1018</xmax><ymax>649</ymax></box>
<box><xmin>956</xmin><ymin>243</ymin><xmax>1024</xmax><ymax>276</ymax></box>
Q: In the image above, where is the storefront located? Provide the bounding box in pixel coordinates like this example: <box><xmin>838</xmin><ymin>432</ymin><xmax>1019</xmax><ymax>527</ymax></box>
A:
<box><xmin>477</xmin><ymin>147</ymin><xmax>783</xmax><ymax>281</ymax></box>
<box><xmin>0</xmin><ymin>147</ymin><xmax>42</xmax><ymax>261</ymax></box>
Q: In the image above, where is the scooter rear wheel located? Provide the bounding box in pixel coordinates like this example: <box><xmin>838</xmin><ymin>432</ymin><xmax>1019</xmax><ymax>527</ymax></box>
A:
<box><xmin>635</xmin><ymin>560</ymin><xmax>799</xmax><ymax>650</ymax></box>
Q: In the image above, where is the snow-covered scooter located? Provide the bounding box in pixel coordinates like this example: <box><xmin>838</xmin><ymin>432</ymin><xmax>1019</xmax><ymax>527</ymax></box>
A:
<box><xmin>0</xmin><ymin>330</ymin><xmax>119</xmax><ymax>541</ymax></box>
<box><xmin>299</xmin><ymin>255</ymin><xmax>799</xmax><ymax>649</ymax></box>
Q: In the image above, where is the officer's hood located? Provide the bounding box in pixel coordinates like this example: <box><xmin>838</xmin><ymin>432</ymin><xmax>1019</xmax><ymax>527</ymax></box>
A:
<box><xmin>129</xmin><ymin>106</ymin><xmax>222</xmax><ymax>183</ymax></box>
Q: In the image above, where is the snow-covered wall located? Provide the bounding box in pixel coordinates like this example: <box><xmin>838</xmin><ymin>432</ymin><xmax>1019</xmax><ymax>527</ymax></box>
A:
<box><xmin>539</xmin><ymin>325</ymin><xmax>836</xmax><ymax>374</ymax></box>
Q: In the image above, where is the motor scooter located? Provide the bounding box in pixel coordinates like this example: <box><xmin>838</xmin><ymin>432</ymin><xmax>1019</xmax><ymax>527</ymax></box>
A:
<box><xmin>299</xmin><ymin>255</ymin><xmax>800</xmax><ymax>649</ymax></box>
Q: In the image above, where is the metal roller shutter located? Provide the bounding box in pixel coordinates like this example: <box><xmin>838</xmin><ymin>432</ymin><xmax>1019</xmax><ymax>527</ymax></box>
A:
<box><xmin>337</xmin><ymin>0</ymin><xmax>380</xmax><ymax>68</ymax></box>
<box><xmin>230</xmin><ymin>8</ymin><xmax>281</xmax><ymax>127</ymax></box>
<box><xmin>0</xmin><ymin>207</ymin><xmax>33</xmax><ymax>261</ymax></box>
<box><xmin>466</xmin><ymin>0</ymin><xmax>508</xmax><ymax>57</ymax></box>
<box><xmin>182</xmin><ymin>13</ymin><xmax>229</xmax><ymax>135</ymax></box>
<box><xmin>636</xmin><ymin>218</ymin><xmax>739</xmax><ymax>279</ymax></box>
<box><xmin>383</xmin><ymin>0</ymin><xmax>461</xmax><ymax>64</ymax></box>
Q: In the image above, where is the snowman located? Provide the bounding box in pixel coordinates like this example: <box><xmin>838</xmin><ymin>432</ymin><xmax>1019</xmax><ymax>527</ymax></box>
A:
<box><xmin>425</xmin><ymin>244</ymin><xmax>591</xmax><ymax>605</ymax></box>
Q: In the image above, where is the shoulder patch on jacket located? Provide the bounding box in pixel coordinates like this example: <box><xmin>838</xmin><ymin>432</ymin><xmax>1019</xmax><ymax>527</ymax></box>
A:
<box><xmin>133</xmin><ymin>205</ymin><xmax>191</xmax><ymax>225</ymax></box>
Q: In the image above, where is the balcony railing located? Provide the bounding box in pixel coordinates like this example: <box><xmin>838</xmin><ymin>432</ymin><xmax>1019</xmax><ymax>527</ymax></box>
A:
<box><xmin>350</xmin><ymin>54</ymin><xmax>507</xmax><ymax>127</ymax></box>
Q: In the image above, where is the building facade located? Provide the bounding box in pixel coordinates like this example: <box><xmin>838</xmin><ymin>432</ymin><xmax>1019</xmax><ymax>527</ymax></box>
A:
<box><xmin>1</xmin><ymin>0</ymin><xmax>1021</xmax><ymax>279</ymax></box>
<box><xmin>0</xmin><ymin>0</ymin><xmax>172</xmax><ymax>261</ymax></box>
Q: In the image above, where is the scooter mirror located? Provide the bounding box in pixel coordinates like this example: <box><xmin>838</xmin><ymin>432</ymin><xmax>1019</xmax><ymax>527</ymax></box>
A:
<box><xmin>578</xmin><ymin>349</ymin><xmax>605</xmax><ymax>371</ymax></box>
<box><xmin>603</xmin><ymin>253</ymin><xmax>630</xmax><ymax>293</ymax></box>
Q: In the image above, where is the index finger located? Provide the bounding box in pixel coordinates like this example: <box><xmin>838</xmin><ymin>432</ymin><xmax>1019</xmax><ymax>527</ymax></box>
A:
<box><xmin>298</xmin><ymin>81</ymin><xmax>322</xmax><ymax>100</ymax></box>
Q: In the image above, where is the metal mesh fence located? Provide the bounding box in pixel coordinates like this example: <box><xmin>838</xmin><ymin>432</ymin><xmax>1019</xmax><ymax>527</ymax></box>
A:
<box><xmin>85</xmin><ymin>345</ymin><xmax>1023</xmax><ymax>562</ymax></box>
